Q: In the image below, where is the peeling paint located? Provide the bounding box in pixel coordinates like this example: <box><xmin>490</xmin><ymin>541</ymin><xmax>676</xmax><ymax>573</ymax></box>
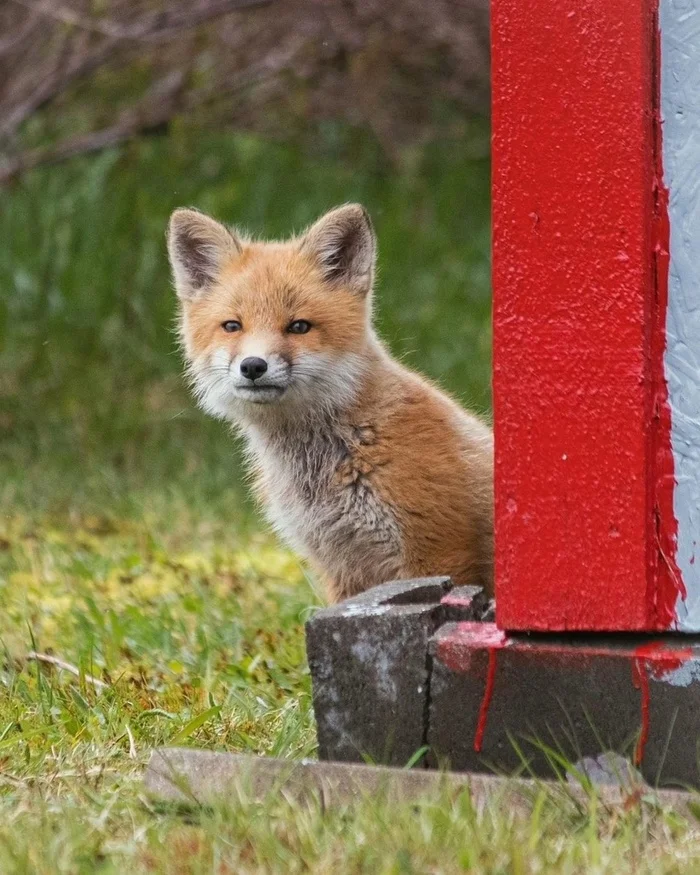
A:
<box><xmin>654</xmin><ymin>658</ymin><xmax>700</xmax><ymax>687</ymax></box>
<box><xmin>660</xmin><ymin>0</ymin><xmax>700</xmax><ymax>631</ymax></box>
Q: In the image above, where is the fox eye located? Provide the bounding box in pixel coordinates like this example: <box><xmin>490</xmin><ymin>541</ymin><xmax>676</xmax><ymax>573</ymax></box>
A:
<box><xmin>221</xmin><ymin>320</ymin><xmax>242</xmax><ymax>333</ymax></box>
<box><xmin>288</xmin><ymin>319</ymin><xmax>312</xmax><ymax>335</ymax></box>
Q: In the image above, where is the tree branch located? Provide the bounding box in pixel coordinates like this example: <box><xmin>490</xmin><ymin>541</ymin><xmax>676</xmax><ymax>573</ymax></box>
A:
<box><xmin>0</xmin><ymin>57</ymin><xmax>289</xmax><ymax>184</ymax></box>
<box><xmin>1</xmin><ymin>0</ymin><xmax>274</xmax><ymax>142</ymax></box>
<box><xmin>9</xmin><ymin>0</ymin><xmax>273</xmax><ymax>43</ymax></box>
<box><xmin>0</xmin><ymin>8</ymin><xmax>41</xmax><ymax>58</ymax></box>
<box><xmin>27</xmin><ymin>651</ymin><xmax>109</xmax><ymax>691</ymax></box>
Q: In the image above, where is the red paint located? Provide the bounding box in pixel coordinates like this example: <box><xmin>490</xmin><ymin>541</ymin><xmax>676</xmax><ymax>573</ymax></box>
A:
<box><xmin>631</xmin><ymin>642</ymin><xmax>692</xmax><ymax>763</ymax></box>
<box><xmin>631</xmin><ymin>658</ymin><xmax>650</xmax><ymax>765</ymax></box>
<box><xmin>435</xmin><ymin>625</ymin><xmax>695</xmax><ymax>668</ymax></box>
<box><xmin>435</xmin><ymin>622</ymin><xmax>508</xmax><ymax>673</ymax></box>
<box><xmin>633</xmin><ymin>641</ymin><xmax>693</xmax><ymax>676</ymax></box>
<box><xmin>434</xmin><ymin>623</ymin><xmax>508</xmax><ymax>752</ymax></box>
<box><xmin>433</xmin><ymin>626</ymin><xmax>697</xmax><ymax>760</ymax></box>
<box><xmin>493</xmin><ymin>0</ymin><xmax>677</xmax><ymax>631</ymax></box>
<box><xmin>649</xmin><ymin>7</ymin><xmax>684</xmax><ymax>627</ymax></box>
<box><xmin>440</xmin><ymin>593</ymin><xmax>479</xmax><ymax>611</ymax></box>
<box><xmin>474</xmin><ymin>649</ymin><xmax>498</xmax><ymax>752</ymax></box>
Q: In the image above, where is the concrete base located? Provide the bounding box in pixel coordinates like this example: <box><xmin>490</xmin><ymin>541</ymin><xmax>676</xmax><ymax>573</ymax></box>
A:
<box><xmin>143</xmin><ymin>748</ymin><xmax>694</xmax><ymax>814</ymax></box>
<box><xmin>305</xmin><ymin>577</ymin><xmax>487</xmax><ymax>764</ymax></box>
<box><xmin>306</xmin><ymin>580</ymin><xmax>700</xmax><ymax>788</ymax></box>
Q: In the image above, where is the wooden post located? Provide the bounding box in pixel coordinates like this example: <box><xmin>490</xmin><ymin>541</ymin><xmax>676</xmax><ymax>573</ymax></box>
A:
<box><xmin>493</xmin><ymin>0</ymin><xmax>699</xmax><ymax>632</ymax></box>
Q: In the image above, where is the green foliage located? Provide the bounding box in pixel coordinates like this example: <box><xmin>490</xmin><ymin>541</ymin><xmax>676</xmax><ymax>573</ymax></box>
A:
<box><xmin>1</xmin><ymin>506</ymin><xmax>697</xmax><ymax>872</ymax></box>
<box><xmin>0</xmin><ymin>506</ymin><xmax>317</xmax><ymax>759</ymax></box>
<box><xmin>0</xmin><ymin>123</ymin><xmax>491</xmax><ymax>515</ymax></box>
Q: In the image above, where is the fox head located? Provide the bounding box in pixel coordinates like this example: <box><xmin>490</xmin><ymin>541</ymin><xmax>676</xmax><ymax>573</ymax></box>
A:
<box><xmin>167</xmin><ymin>204</ymin><xmax>376</xmax><ymax>423</ymax></box>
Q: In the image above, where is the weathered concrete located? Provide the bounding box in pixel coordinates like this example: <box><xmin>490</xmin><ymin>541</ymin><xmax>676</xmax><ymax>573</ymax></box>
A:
<box><xmin>144</xmin><ymin>747</ymin><xmax>480</xmax><ymax>807</ymax></box>
<box><xmin>441</xmin><ymin>586</ymin><xmax>492</xmax><ymax>623</ymax></box>
<box><xmin>305</xmin><ymin>578</ymin><xmax>486</xmax><ymax>766</ymax></box>
<box><xmin>429</xmin><ymin>622</ymin><xmax>700</xmax><ymax>787</ymax></box>
<box><xmin>306</xmin><ymin>581</ymin><xmax>700</xmax><ymax>787</ymax></box>
<box><xmin>143</xmin><ymin>748</ymin><xmax>695</xmax><ymax>814</ymax></box>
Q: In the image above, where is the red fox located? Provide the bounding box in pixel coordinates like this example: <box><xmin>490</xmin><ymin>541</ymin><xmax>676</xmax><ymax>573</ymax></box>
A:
<box><xmin>168</xmin><ymin>204</ymin><xmax>493</xmax><ymax>603</ymax></box>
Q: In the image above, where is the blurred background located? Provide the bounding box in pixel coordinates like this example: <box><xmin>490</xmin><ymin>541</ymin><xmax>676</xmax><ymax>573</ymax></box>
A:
<box><xmin>0</xmin><ymin>0</ymin><xmax>492</xmax><ymax>522</ymax></box>
<box><xmin>0</xmin><ymin>3</ymin><xmax>493</xmax><ymax>822</ymax></box>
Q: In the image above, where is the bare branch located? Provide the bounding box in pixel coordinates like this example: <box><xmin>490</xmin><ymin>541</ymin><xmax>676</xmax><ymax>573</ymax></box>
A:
<box><xmin>8</xmin><ymin>0</ymin><xmax>273</xmax><ymax>42</ymax></box>
<box><xmin>26</xmin><ymin>651</ymin><xmax>109</xmax><ymax>691</ymax></box>
<box><xmin>0</xmin><ymin>56</ymin><xmax>291</xmax><ymax>185</ymax></box>
<box><xmin>1</xmin><ymin>0</ymin><xmax>274</xmax><ymax>142</ymax></box>
<box><xmin>0</xmin><ymin>0</ymin><xmax>491</xmax><ymax>180</ymax></box>
<box><xmin>0</xmin><ymin>8</ymin><xmax>41</xmax><ymax>58</ymax></box>
<box><xmin>0</xmin><ymin>38</ymin><xmax>119</xmax><ymax>141</ymax></box>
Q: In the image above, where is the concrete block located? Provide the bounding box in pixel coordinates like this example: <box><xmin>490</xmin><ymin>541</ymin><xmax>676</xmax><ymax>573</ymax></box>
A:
<box><xmin>305</xmin><ymin>577</ymin><xmax>486</xmax><ymax>766</ymax></box>
<box><xmin>143</xmin><ymin>748</ymin><xmax>694</xmax><ymax>813</ymax></box>
<box><xmin>428</xmin><ymin>622</ymin><xmax>700</xmax><ymax>787</ymax></box>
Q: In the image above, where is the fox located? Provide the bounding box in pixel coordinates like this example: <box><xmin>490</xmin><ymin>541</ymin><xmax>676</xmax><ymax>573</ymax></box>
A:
<box><xmin>167</xmin><ymin>203</ymin><xmax>493</xmax><ymax>604</ymax></box>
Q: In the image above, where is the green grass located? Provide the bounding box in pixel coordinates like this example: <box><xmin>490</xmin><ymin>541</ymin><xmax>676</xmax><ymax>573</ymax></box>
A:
<box><xmin>2</xmin><ymin>125</ymin><xmax>699</xmax><ymax>871</ymax></box>
<box><xmin>0</xmin><ymin>121</ymin><xmax>492</xmax><ymax>515</ymax></box>
<box><xmin>1</xmin><ymin>507</ymin><xmax>699</xmax><ymax>873</ymax></box>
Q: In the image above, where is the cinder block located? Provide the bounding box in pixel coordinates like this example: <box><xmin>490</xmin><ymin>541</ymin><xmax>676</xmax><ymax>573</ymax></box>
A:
<box><xmin>428</xmin><ymin>622</ymin><xmax>700</xmax><ymax>787</ymax></box>
<box><xmin>306</xmin><ymin>578</ymin><xmax>486</xmax><ymax>765</ymax></box>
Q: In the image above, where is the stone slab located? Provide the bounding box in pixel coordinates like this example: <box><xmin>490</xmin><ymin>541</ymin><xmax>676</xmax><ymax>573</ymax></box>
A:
<box><xmin>143</xmin><ymin>748</ymin><xmax>695</xmax><ymax>814</ymax></box>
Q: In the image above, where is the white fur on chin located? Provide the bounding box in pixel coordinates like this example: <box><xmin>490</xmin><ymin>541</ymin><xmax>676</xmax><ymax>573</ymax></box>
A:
<box><xmin>188</xmin><ymin>349</ymin><xmax>368</xmax><ymax>424</ymax></box>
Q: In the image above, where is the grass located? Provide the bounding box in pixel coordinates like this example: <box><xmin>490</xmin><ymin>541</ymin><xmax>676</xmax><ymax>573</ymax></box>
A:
<box><xmin>2</xmin><ymin>510</ymin><xmax>700</xmax><ymax>874</ymax></box>
<box><xmin>2</xmin><ymin>124</ymin><xmax>700</xmax><ymax>871</ymax></box>
<box><xmin>0</xmin><ymin>120</ymin><xmax>492</xmax><ymax>514</ymax></box>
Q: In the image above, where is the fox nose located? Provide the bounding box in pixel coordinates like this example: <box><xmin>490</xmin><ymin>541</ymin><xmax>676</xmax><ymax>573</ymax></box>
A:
<box><xmin>240</xmin><ymin>357</ymin><xmax>268</xmax><ymax>381</ymax></box>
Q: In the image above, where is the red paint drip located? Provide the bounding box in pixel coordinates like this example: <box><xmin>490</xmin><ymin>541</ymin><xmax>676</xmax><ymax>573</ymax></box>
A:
<box><xmin>474</xmin><ymin>648</ymin><xmax>498</xmax><ymax>752</ymax></box>
<box><xmin>631</xmin><ymin>657</ymin><xmax>650</xmax><ymax>765</ymax></box>
<box><xmin>433</xmin><ymin>623</ymin><xmax>508</xmax><ymax>752</ymax></box>
<box><xmin>435</xmin><ymin>622</ymin><xmax>508</xmax><ymax>674</ymax></box>
<box><xmin>631</xmin><ymin>642</ymin><xmax>693</xmax><ymax>763</ymax></box>
<box><xmin>649</xmin><ymin>5</ymin><xmax>684</xmax><ymax>628</ymax></box>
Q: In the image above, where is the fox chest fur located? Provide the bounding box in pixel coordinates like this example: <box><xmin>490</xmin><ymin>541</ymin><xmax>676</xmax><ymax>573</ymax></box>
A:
<box><xmin>241</xmin><ymin>372</ymin><xmax>493</xmax><ymax>603</ymax></box>
<box><xmin>245</xmin><ymin>418</ymin><xmax>405</xmax><ymax>600</ymax></box>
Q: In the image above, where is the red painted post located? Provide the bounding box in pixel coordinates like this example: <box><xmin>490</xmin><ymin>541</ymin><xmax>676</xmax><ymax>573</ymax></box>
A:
<box><xmin>307</xmin><ymin>0</ymin><xmax>700</xmax><ymax>783</ymax></box>
<box><xmin>492</xmin><ymin>0</ymin><xmax>682</xmax><ymax>631</ymax></box>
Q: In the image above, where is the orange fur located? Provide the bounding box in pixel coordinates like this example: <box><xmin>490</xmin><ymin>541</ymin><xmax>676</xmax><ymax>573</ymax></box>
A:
<box><xmin>169</xmin><ymin>204</ymin><xmax>493</xmax><ymax>603</ymax></box>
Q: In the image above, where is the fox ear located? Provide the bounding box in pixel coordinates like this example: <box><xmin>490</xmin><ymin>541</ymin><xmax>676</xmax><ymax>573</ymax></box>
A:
<box><xmin>167</xmin><ymin>208</ymin><xmax>242</xmax><ymax>300</ymax></box>
<box><xmin>300</xmin><ymin>204</ymin><xmax>376</xmax><ymax>296</ymax></box>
